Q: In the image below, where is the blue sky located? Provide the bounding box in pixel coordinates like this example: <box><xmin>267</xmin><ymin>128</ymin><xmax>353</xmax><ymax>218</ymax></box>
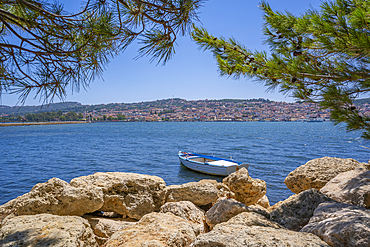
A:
<box><xmin>1</xmin><ymin>0</ymin><xmax>322</xmax><ymax>106</ymax></box>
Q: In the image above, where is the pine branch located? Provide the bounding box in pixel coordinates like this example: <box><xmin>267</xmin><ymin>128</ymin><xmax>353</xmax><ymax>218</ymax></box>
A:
<box><xmin>192</xmin><ymin>0</ymin><xmax>370</xmax><ymax>138</ymax></box>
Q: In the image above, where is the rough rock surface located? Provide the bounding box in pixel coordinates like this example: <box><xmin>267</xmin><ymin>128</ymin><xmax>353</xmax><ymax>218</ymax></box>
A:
<box><xmin>0</xmin><ymin>214</ymin><xmax>97</xmax><ymax>247</ymax></box>
<box><xmin>256</xmin><ymin>195</ymin><xmax>270</xmax><ymax>208</ymax></box>
<box><xmin>285</xmin><ymin>157</ymin><xmax>369</xmax><ymax>194</ymax></box>
<box><xmin>225</xmin><ymin>211</ymin><xmax>281</xmax><ymax>228</ymax></box>
<box><xmin>301</xmin><ymin>202</ymin><xmax>370</xmax><ymax>247</ymax></box>
<box><xmin>223</xmin><ymin>168</ymin><xmax>266</xmax><ymax>206</ymax></box>
<box><xmin>320</xmin><ymin>168</ymin><xmax>370</xmax><ymax>208</ymax></box>
<box><xmin>83</xmin><ymin>215</ymin><xmax>137</xmax><ymax>245</ymax></box>
<box><xmin>159</xmin><ymin>201</ymin><xmax>205</xmax><ymax>234</ymax></box>
<box><xmin>0</xmin><ymin>178</ymin><xmax>103</xmax><ymax>217</ymax></box>
<box><xmin>268</xmin><ymin>199</ymin><xmax>289</xmax><ymax>213</ymax></box>
<box><xmin>192</xmin><ymin>215</ymin><xmax>329</xmax><ymax>247</ymax></box>
<box><xmin>104</xmin><ymin>212</ymin><xmax>198</xmax><ymax>247</ymax></box>
<box><xmin>70</xmin><ymin>172</ymin><xmax>166</xmax><ymax>220</ymax></box>
<box><xmin>267</xmin><ymin>197</ymin><xmax>292</xmax><ymax>213</ymax></box>
<box><xmin>248</xmin><ymin>204</ymin><xmax>270</xmax><ymax>216</ymax></box>
<box><xmin>165</xmin><ymin>179</ymin><xmax>234</xmax><ymax>207</ymax></box>
<box><xmin>270</xmin><ymin>188</ymin><xmax>335</xmax><ymax>231</ymax></box>
<box><xmin>205</xmin><ymin>198</ymin><xmax>270</xmax><ymax>230</ymax></box>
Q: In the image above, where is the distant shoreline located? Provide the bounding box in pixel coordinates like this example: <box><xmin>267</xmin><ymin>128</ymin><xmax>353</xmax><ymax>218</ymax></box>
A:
<box><xmin>0</xmin><ymin>120</ymin><xmax>331</xmax><ymax>126</ymax></box>
<box><xmin>0</xmin><ymin>121</ymin><xmax>87</xmax><ymax>127</ymax></box>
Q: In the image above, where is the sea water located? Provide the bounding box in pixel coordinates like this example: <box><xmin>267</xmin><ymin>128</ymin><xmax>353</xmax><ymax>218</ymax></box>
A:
<box><xmin>1</xmin><ymin>121</ymin><xmax>369</xmax><ymax>205</ymax></box>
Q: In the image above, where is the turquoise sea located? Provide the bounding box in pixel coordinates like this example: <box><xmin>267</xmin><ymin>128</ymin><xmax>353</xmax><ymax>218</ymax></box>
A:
<box><xmin>1</xmin><ymin>121</ymin><xmax>369</xmax><ymax>205</ymax></box>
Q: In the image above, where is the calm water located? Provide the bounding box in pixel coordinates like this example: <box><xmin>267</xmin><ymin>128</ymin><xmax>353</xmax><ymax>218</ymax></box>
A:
<box><xmin>1</xmin><ymin>122</ymin><xmax>369</xmax><ymax>205</ymax></box>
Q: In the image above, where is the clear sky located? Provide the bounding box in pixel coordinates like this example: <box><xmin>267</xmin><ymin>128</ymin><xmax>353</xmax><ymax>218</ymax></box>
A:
<box><xmin>1</xmin><ymin>0</ymin><xmax>323</xmax><ymax>106</ymax></box>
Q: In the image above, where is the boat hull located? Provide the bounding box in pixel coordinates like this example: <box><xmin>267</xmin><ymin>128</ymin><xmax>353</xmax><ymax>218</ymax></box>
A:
<box><xmin>178</xmin><ymin>152</ymin><xmax>249</xmax><ymax>176</ymax></box>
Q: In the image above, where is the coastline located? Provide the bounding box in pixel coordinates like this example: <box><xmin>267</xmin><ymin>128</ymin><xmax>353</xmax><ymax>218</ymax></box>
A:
<box><xmin>0</xmin><ymin>120</ymin><xmax>331</xmax><ymax>126</ymax></box>
<box><xmin>0</xmin><ymin>121</ymin><xmax>88</xmax><ymax>127</ymax></box>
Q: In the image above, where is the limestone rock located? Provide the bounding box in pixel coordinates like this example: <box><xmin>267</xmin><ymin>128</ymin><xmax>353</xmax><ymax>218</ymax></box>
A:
<box><xmin>301</xmin><ymin>202</ymin><xmax>370</xmax><ymax>247</ymax></box>
<box><xmin>159</xmin><ymin>201</ymin><xmax>205</xmax><ymax>234</ymax></box>
<box><xmin>0</xmin><ymin>214</ymin><xmax>97</xmax><ymax>247</ymax></box>
<box><xmin>268</xmin><ymin>201</ymin><xmax>287</xmax><ymax>213</ymax></box>
<box><xmin>248</xmin><ymin>204</ymin><xmax>270</xmax><ymax>216</ymax></box>
<box><xmin>270</xmin><ymin>188</ymin><xmax>335</xmax><ymax>231</ymax></box>
<box><xmin>83</xmin><ymin>215</ymin><xmax>137</xmax><ymax>245</ymax></box>
<box><xmin>256</xmin><ymin>194</ymin><xmax>270</xmax><ymax>208</ymax></box>
<box><xmin>104</xmin><ymin>212</ymin><xmax>197</xmax><ymax>247</ymax></box>
<box><xmin>191</xmin><ymin>219</ymin><xmax>329</xmax><ymax>247</ymax></box>
<box><xmin>320</xmin><ymin>168</ymin><xmax>370</xmax><ymax>208</ymax></box>
<box><xmin>165</xmin><ymin>179</ymin><xmax>234</xmax><ymax>207</ymax></box>
<box><xmin>223</xmin><ymin>168</ymin><xmax>266</xmax><ymax>206</ymax></box>
<box><xmin>225</xmin><ymin>211</ymin><xmax>281</xmax><ymax>228</ymax></box>
<box><xmin>205</xmin><ymin>198</ymin><xmax>270</xmax><ymax>230</ymax></box>
<box><xmin>70</xmin><ymin>172</ymin><xmax>166</xmax><ymax>220</ymax></box>
<box><xmin>267</xmin><ymin>193</ymin><xmax>302</xmax><ymax>213</ymax></box>
<box><xmin>285</xmin><ymin>157</ymin><xmax>369</xmax><ymax>194</ymax></box>
<box><xmin>0</xmin><ymin>178</ymin><xmax>103</xmax><ymax>217</ymax></box>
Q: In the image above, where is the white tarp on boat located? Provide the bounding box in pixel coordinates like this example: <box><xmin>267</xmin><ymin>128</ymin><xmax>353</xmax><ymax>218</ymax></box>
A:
<box><xmin>207</xmin><ymin>160</ymin><xmax>236</xmax><ymax>167</ymax></box>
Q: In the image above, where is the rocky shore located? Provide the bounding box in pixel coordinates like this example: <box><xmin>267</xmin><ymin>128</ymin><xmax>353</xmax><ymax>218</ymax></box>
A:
<box><xmin>1</xmin><ymin>157</ymin><xmax>369</xmax><ymax>246</ymax></box>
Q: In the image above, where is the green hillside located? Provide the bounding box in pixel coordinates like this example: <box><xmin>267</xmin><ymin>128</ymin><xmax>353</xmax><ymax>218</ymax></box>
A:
<box><xmin>0</xmin><ymin>98</ymin><xmax>272</xmax><ymax>115</ymax></box>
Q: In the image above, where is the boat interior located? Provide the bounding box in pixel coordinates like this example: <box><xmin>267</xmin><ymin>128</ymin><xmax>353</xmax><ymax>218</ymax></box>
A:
<box><xmin>189</xmin><ymin>157</ymin><xmax>216</xmax><ymax>163</ymax></box>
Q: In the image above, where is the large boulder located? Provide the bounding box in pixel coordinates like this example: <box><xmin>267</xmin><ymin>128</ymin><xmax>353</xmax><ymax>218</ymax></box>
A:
<box><xmin>192</xmin><ymin>213</ymin><xmax>329</xmax><ymax>247</ymax></box>
<box><xmin>70</xmin><ymin>172</ymin><xmax>166</xmax><ymax>220</ymax></box>
<box><xmin>285</xmin><ymin>157</ymin><xmax>369</xmax><ymax>194</ymax></box>
<box><xmin>0</xmin><ymin>214</ymin><xmax>97</xmax><ymax>247</ymax></box>
<box><xmin>165</xmin><ymin>179</ymin><xmax>234</xmax><ymax>207</ymax></box>
<box><xmin>270</xmin><ymin>188</ymin><xmax>335</xmax><ymax>231</ymax></box>
<box><xmin>159</xmin><ymin>201</ymin><xmax>205</xmax><ymax>234</ymax></box>
<box><xmin>223</xmin><ymin>168</ymin><xmax>266</xmax><ymax>206</ymax></box>
<box><xmin>320</xmin><ymin>168</ymin><xmax>370</xmax><ymax>208</ymax></box>
<box><xmin>205</xmin><ymin>198</ymin><xmax>269</xmax><ymax>230</ymax></box>
<box><xmin>104</xmin><ymin>212</ymin><xmax>198</xmax><ymax>247</ymax></box>
<box><xmin>0</xmin><ymin>178</ymin><xmax>104</xmax><ymax>217</ymax></box>
<box><xmin>83</xmin><ymin>215</ymin><xmax>137</xmax><ymax>245</ymax></box>
<box><xmin>268</xmin><ymin>198</ymin><xmax>289</xmax><ymax>213</ymax></box>
<box><xmin>301</xmin><ymin>202</ymin><xmax>370</xmax><ymax>247</ymax></box>
<box><xmin>223</xmin><ymin>211</ymin><xmax>281</xmax><ymax>229</ymax></box>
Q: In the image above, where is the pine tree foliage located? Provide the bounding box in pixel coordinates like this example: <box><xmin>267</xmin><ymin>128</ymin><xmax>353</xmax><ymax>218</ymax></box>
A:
<box><xmin>115</xmin><ymin>0</ymin><xmax>203</xmax><ymax>63</ymax></box>
<box><xmin>192</xmin><ymin>0</ymin><xmax>370</xmax><ymax>139</ymax></box>
<box><xmin>0</xmin><ymin>0</ymin><xmax>203</xmax><ymax>104</ymax></box>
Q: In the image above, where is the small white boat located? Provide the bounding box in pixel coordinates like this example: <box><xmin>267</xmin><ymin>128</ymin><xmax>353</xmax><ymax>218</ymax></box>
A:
<box><xmin>178</xmin><ymin>151</ymin><xmax>249</xmax><ymax>176</ymax></box>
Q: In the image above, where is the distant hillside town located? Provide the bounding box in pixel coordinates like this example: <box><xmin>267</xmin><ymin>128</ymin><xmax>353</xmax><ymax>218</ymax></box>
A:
<box><xmin>1</xmin><ymin>98</ymin><xmax>370</xmax><ymax>122</ymax></box>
